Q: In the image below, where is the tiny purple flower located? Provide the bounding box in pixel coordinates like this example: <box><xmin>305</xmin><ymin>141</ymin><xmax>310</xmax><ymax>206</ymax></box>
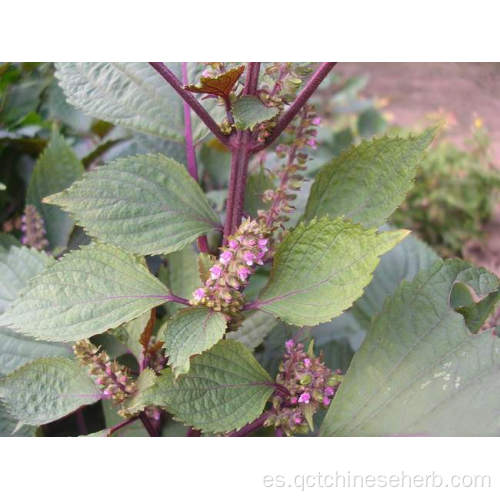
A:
<box><xmin>294</xmin><ymin>416</ymin><xmax>302</xmax><ymax>424</ymax></box>
<box><xmin>307</xmin><ymin>138</ymin><xmax>317</xmax><ymax>149</ymax></box>
<box><xmin>194</xmin><ymin>288</ymin><xmax>206</xmax><ymax>300</ymax></box>
<box><xmin>243</xmin><ymin>251</ymin><xmax>254</xmax><ymax>266</ymax></box>
<box><xmin>237</xmin><ymin>267</ymin><xmax>251</xmax><ymax>281</ymax></box>
<box><xmin>303</xmin><ymin>358</ymin><xmax>312</xmax><ymax>368</ymax></box>
<box><xmin>256</xmin><ymin>250</ymin><xmax>266</xmax><ymax>265</ymax></box>
<box><xmin>290</xmin><ymin>396</ymin><xmax>298</xmax><ymax>404</ymax></box>
<box><xmin>210</xmin><ymin>265</ymin><xmax>222</xmax><ymax>279</ymax></box>
<box><xmin>102</xmin><ymin>389</ymin><xmax>112</xmax><ymax>399</ymax></box>
<box><xmin>312</xmin><ymin>117</ymin><xmax>321</xmax><ymax>125</ymax></box>
<box><xmin>324</xmin><ymin>386</ymin><xmax>335</xmax><ymax>397</ymax></box>
<box><xmin>258</xmin><ymin>238</ymin><xmax>268</xmax><ymax>249</ymax></box>
<box><xmin>323</xmin><ymin>396</ymin><xmax>331</xmax><ymax>406</ymax></box>
<box><xmin>219</xmin><ymin>251</ymin><xmax>233</xmax><ymax>265</ymax></box>
<box><xmin>298</xmin><ymin>392</ymin><xmax>311</xmax><ymax>404</ymax></box>
<box><xmin>228</xmin><ymin>239</ymin><xmax>239</xmax><ymax>250</ymax></box>
<box><xmin>285</xmin><ymin>339</ymin><xmax>295</xmax><ymax>352</ymax></box>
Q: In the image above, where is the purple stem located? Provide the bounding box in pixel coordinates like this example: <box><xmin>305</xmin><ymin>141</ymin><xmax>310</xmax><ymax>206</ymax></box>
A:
<box><xmin>75</xmin><ymin>408</ymin><xmax>87</xmax><ymax>435</ymax></box>
<box><xmin>227</xmin><ymin>412</ymin><xmax>269</xmax><ymax>437</ymax></box>
<box><xmin>107</xmin><ymin>415</ymin><xmax>139</xmax><ymax>437</ymax></box>
<box><xmin>140</xmin><ymin>412</ymin><xmax>160</xmax><ymax>437</ymax></box>
<box><xmin>223</xmin><ymin>63</ymin><xmax>261</xmax><ymax>240</ymax></box>
<box><xmin>252</xmin><ymin>62</ymin><xmax>337</xmax><ymax>153</ymax></box>
<box><xmin>166</xmin><ymin>293</ymin><xmax>190</xmax><ymax>306</ymax></box>
<box><xmin>149</xmin><ymin>62</ymin><xmax>230</xmax><ymax>146</ymax></box>
<box><xmin>181</xmin><ymin>62</ymin><xmax>209</xmax><ymax>254</ymax></box>
<box><xmin>181</xmin><ymin>62</ymin><xmax>199</xmax><ymax>182</ymax></box>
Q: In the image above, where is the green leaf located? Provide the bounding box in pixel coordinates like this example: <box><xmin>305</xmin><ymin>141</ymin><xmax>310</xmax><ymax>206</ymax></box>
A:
<box><xmin>0</xmin><ymin>402</ymin><xmax>36</xmax><ymax>436</ymax></box>
<box><xmin>0</xmin><ymin>358</ymin><xmax>100</xmax><ymax>426</ymax></box>
<box><xmin>0</xmin><ymin>245</ymin><xmax>52</xmax><ymax>314</ymax></box>
<box><xmin>357</xmin><ymin>108</ymin><xmax>387</xmax><ymax>138</ymax></box>
<box><xmin>160</xmin><ymin>307</ymin><xmax>227</xmax><ymax>377</ymax></box>
<box><xmin>54</xmin><ymin>62</ymin><xmax>219</xmax><ymax>143</ymax></box>
<box><xmin>227</xmin><ymin>310</ymin><xmax>278</xmax><ymax>350</ymax></box>
<box><xmin>304</xmin><ymin>129</ymin><xmax>436</xmax><ymax>228</ymax></box>
<box><xmin>0</xmin><ymin>245</ymin><xmax>70</xmax><ymax>394</ymax></box>
<box><xmin>111</xmin><ymin>311</ymin><xmax>151</xmax><ymax>361</ymax></box>
<box><xmin>130</xmin><ymin>339</ymin><xmax>274</xmax><ymax>433</ymax></box>
<box><xmin>45</xmin><ymin>154</ymin><xmax>220</xmax><ymax>256</ymax></box>
<box><xmin>232</xmin><ymin>96</ymin><xmax>279</xmax><ymax>131</ymax></box>
<box><xmin>244</xmin><ymin>167</ymin><xmax>273</xmax><ymax>218</ymax></box>
<box><xmin>353</xmin><ymin>231</ymin><xmax>440</xmax><ymax>330</ymax></box>
<box><xmin>0</xmin><ymin>234</ymin><xmax>21</xmax><ymax>250</ymax></box>
<box><xmin>0</xmin><ymin>243</ymin><xmax>169</xmax><ymax>342</ymax></box>
<box><xmin>0</xmin><ymin>326</ymin><xmax>71</xmax><ymax>376</ymax></box>
<box><xmin>320</xmin><ymin>260</ymin><xmax>500</xmax><ymax>436</ymax></box>
<box><xmin>26</xmin><ymin>129</ymin><xmax>84</xmax><ymax>249</ymax></box>
<box><xmin>321</xmin><ymin>338</ymin><xmax>355</xmax><ymax>374</ymax></box>
<box><xmin>165</xmin><ymin>245</ymin><xmax>202</xmax><ymax>314</ymax></box>
<box><xmin>257</xmin><ymin>217</ymin><xmax>408</xmax><ymax>326</ymax></box>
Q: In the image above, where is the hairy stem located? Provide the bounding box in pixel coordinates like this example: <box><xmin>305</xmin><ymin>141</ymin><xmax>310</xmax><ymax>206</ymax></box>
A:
<box><xmin>253</xmin><ymin>62</ymin><xmax>337</xmax><ymax>153</ymax></box>
<box><xmin>149</xmin><ymin>62</ymin><xmax>230</xmax><ymax>146</ymax></box>
<box><xmin>181</xmin><ymin>62</ymin><xmax>209</xmax><ymax>253</ymax></box>
<box><xmin>223</xmin><ymin>63</ymin><xmax>261</xmax><ymax>240</ymax></box>
<box><xmin>227</xmin><ymin>412</ymin><xmax>269</xmax><ymax>437</ymax></box>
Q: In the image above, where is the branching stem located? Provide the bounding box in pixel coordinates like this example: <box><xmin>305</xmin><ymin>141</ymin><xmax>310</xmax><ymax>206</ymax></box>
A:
<box><xmin>149</xmin><ymin>62</ymin><xmax>230</xmax><ymax>146</ymax></box>
<box><xmin>252</xmin><ymin>62</ymin><xmax>337</xmax><ymax>152</ymax></box>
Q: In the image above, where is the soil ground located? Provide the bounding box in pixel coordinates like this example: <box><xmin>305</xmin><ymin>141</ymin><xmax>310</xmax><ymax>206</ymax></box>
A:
<box><xmin>339</xmin><ymin>63</ymin><xmax>500</xmax><ymax>275</ymax></box>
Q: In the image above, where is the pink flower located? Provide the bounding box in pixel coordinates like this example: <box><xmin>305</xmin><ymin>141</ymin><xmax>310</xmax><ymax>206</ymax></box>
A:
<box><xmin>307</xmin><ymin>138</ymin><xmax>317</xmax><ymax>149</ymax></box>
<box><xmin>256</xmin><ymin>250</ymin><xmax>266</xmax><ymax>265</ymax></box>
<box><xmin>237</xmin><ymin>267</ymin><xmax>251</xmax><ymax>281</ymax></box>
<box><xmin>194</xmin><ymin>288</ymin><xmax>206</xmax><ymax>300</ymax></box>
<box><xmin>102</xmin><ymin>389</ymin><xmax>112</xmax><ymax>399</ymax></box>
<box><xmin>312</xmin><ymin>117</ymin><xmax>321</xmax><ymax>125</ymax></box>
<box><xmin>303</xmin><ymin>358</ymin><xmax>311</xmax><ymax>368</ymax></box>
<box><xmin>219</xmin><ymin>251</ymin><xmax>233</xmax><ymax>265</ymax></box>
<box><xmin>290</xmin><ymin>396</ymin><xmax>298</xmax><ymax>404</ymax></box>
<box><xmin>258</xmin><ymin>238</ymin><xmax>268</xmax><ymax>249</ymax></box>
<box><xmin>210</xmin><ymin>265</ymin><xmax>222</xmax><ymax>279</ymax></box>
<box><xmin>298</xmin><ymin>392</ymin><xmax>310</xmax><ymax>404</ymax></box>
<box><xmin>323</xmin><ymin>396</ymin><xmax>331</xmax><ymax>406</ymax></box>
<box><xmin>294</xmin><ymin>416</ymin><xmax>302</xmax><ymax>424</ymax></box>
<box><xmin>243</xmin><ymin>251</ymin><xmax>255</xmax><ymax>266</ymax></box>
<box><xmin>324</xmin><ymin>386</ymin><xmax>335</xmax><ymax>397</ymax></box>
<box><xmin>285</xmin><ymin>339</ymin><xmax>295</xmax><ymax>352</ymax></box>
<box><xmin>228</xmin><ymin>239</ymin><xmax>239</xmax><ymax>250</ymax></box>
